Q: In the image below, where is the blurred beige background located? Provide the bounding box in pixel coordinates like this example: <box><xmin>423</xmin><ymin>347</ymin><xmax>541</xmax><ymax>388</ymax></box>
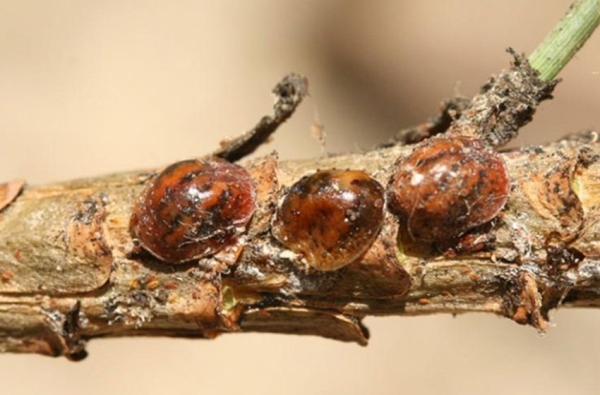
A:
<box><xmin>1</xmin><ymin>1</ymin><xmax>600</xmax><ymax>394</ymax></box>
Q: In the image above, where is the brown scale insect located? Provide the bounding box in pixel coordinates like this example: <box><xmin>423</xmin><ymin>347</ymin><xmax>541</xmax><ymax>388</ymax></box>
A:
<box><xmin>130</xmin><ymin>158</ymin><xmax>256</xmax><ymax>263</ymax></box>
<box><xmin>387</xmin><ymin>136</ymin><xmax>509</xmax><ymax>242</ymax></box>
<box><xmin>272</xmin><ymin>169</ymin><xmax>385</xmax><ymax>271</ymax></box>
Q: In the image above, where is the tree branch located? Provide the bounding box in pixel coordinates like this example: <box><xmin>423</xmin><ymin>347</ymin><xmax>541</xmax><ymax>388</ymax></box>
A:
<box><xmin>212</xmin><ymin>73</ymin><xmax>309</xmax><ymax>162</ymax></box>
<box><xmin>1</xmin><ymin>133</ymin><xmax>600</xmax><ymax>359</ymax></box>
<box><xmin>1</xmin><ymin>1</ymin><xmax>599</xmax><ymax>361</ymax></box>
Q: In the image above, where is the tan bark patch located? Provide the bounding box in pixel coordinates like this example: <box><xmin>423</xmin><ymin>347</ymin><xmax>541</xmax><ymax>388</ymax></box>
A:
<box><xmin>522</xmin><ymin>155</ymin><xmax>583</xmax><ymax>241</ymax></box>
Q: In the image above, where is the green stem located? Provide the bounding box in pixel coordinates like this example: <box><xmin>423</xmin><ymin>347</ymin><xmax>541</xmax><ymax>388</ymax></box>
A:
<box><xmin>529</xmin><ymin>0</ymin><xmax>600</xmax><ymax>81</ymax></box>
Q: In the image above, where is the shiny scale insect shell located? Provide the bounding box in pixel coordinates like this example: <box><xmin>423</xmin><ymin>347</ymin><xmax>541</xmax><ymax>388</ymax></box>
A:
<box><xmin>130</xmin><ymin>158</ymin><xmax>256</xmax><ymax>263</ymax></box>
<box><xmin>272</xmin><ymin>169</ymin><xmax>385</xmax><ymax>271</ymax></box>
<box><xmin>387</xmin><ymin>136</ymin><xmax>510</xmax><ymax>242</ymax></box>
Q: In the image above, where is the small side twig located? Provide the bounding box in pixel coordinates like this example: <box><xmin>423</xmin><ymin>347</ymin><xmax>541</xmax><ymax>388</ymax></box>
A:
<box><xmin>452</xmin><ymin>48</ymin><xmax>559</xmax><ymax>147</ymax></box>
<box><xmin>384</xmin><ymin>50</ymin><xmax>558</xmax><ymax>148</ymax></box>
<box><xmin>381</xmin><ymin>96</ymin><xmax>471</xmax><ymax>147</ymax></box>
<box><xmin>529</xmin><ymin>0</ymin><xmax>600</xmax><ymax>82</ymax></box>
<box><xmin>213</xmin><ymin>73</ymin><xmax>309</xmax><ymax>162</ymax></box>
<box><xmin>386</xmin><ymin>0</ymin><xmax>599</xmax><ymax>149</ymax></box>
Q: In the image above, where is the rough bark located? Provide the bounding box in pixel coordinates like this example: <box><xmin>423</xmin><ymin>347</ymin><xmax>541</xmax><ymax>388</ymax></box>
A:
<box><xmin>1</xmin><ymin>52</ymin><xmax>597</xmax><ymax>361</ymax></box>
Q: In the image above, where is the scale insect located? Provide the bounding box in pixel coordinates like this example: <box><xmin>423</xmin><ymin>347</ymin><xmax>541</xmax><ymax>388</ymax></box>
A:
<box><xmin>130</xmin><ymin>157</ymin><xmax>256</xmax><ymax>263</ymax></box>
<box><xmin>387</xmin><ymin>136</ymin><xmax>510</xmax><ymax>243</ymax></box>
<box><xmin>272</xmin><ymin>169</ymin><xmax>385</xmax><ymax>271</ymax></box>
